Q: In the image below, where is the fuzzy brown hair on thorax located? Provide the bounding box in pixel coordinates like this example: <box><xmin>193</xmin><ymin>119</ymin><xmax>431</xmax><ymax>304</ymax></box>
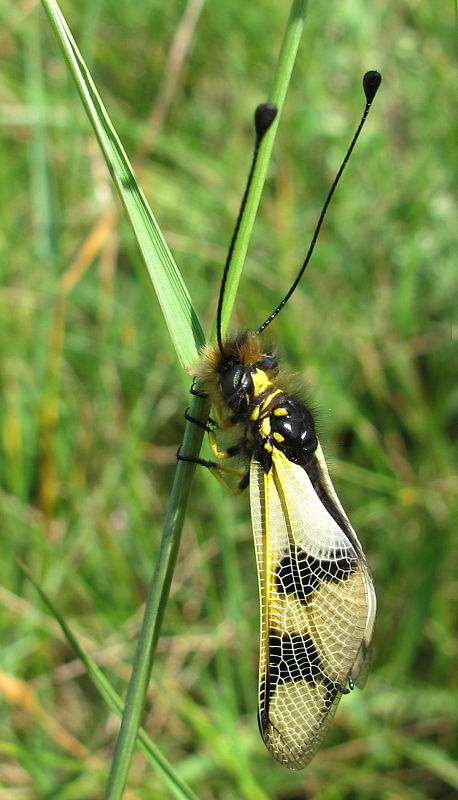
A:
<box><xmin>193</xmin><ymin>331</ymin><xmax>277</xmax><ymax>407</ymax></box>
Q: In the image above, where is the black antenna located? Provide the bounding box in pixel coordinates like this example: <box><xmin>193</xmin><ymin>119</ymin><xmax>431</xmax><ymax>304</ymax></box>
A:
<box><xmin>216</xmin><ymin>102</ymin><xmax>278</xmax><ymax>356</ymax></box>
<box><xmin>254</xmin><ymin>70</ymin><xmax>382</xmax><ymax>338</ymax></box>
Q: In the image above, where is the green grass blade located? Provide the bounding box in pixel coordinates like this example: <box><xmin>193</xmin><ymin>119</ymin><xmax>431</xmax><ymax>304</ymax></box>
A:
<box><xmin>394</xmin><ymin>736</ymin><xmax>458</xmax><ymax>791</ymax></box>
<box><xmin>218</xmin><ymin>0</ymin><xmax>308</xmax><ymax>337</ymax></box>
<box><xmin>19</xmin><ymin>561</ymin><xmax>199</xmax><ymax>800</ymax></box>
<box><xmin>41</xmin><ymin>0</ymin><xmax>204</xmax><ymax>368</ymax></box>
<box><xmin>104</xmin><ymin>391</ymin><xmax>208</xmax><ymax>800</ymax></box>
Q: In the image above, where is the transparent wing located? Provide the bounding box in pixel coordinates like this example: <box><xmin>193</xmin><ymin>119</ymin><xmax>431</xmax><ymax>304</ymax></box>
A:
<box><xmin>250</xmin><ymin>447</ymin><xmax>375</xmax><ymax>769</ymax></box>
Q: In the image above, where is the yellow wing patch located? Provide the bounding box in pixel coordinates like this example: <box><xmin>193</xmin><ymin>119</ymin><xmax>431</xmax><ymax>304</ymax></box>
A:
<box><xmin>250</xmin><ymin>448</ymin><xmax>375</xmax><ymax>769</ymax></box>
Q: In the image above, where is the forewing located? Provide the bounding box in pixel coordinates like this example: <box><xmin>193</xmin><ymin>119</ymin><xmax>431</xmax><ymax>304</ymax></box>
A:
<box><xmin>250</xmin><ymin>448</ymin><xmax>375</xmax><ymax>769</ymax></box>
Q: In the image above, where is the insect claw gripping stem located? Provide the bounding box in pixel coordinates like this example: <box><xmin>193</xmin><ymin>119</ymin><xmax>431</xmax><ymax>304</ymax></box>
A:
<box><xmin>190</xmin><ymin>378</ymin><xmax>208</xmax><ymax>399</ymax></box>
<box><xmin>176</xmin><ymin>447</ymin><xmax>216</xmax><ymax>470</ymax></box>
<box><xmin>184</xmin><ymin>408</ymin><xmax>213</xmax><ymax>433</ymax></box>
<box><xmin>176</xmin><ymin>447</ymin><xmax>246</xmax><ymax>494</ymax></box>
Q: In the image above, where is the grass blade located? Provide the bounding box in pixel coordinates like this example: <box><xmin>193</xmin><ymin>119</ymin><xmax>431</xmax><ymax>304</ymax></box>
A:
<box><xmin>41</xmin><ymin>0</ymin><xmax>205</xmax><ymax>369</ymax></box>
<box><xmin>18</xmin><ymin>561</ymin><xmax>199</xmax><ymax>800</ymax></box>
<box><xmin>217</xmin><ymin>0</ymin><xmax>308</xmax><ymax>337</ymax></box>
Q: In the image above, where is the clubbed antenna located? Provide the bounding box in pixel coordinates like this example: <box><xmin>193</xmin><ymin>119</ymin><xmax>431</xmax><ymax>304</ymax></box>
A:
<box><xmin>254</xmin><ymin>71</ymin><xmax>382</xmax><ymax>338</ymax></box>
<box><xmin>216</xmin><ymin>103</ymin><xmax>278</xmax><ymax>356</ymax></box>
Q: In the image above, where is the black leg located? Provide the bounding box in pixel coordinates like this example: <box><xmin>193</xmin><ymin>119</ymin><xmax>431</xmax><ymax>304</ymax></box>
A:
<box><xmin>238</xmin><ymin>471</ymin><xmax>250</xmax><ymax>490</ymax></box>
<box><xmin>177</xmin><ymin>446</ymin><xmax>248</xmax><ymax>491</ymax></box>
<box><xmin>190</xmin><ymin>378</ymin><xmax>208</xmax><ymax>399</ymax></box>
<box><xmin>226</xmin><ymin>444</ymin><xmax>242</xmax><ymax>457</ymax></box>
<box><xmin>177</xmin><ymin>446</ymin><xmax>218</xmax><ymax>469</ymax></box>
<box><xmin>184</xmin><ymin>408</ymin><xmax>215</xmax><ymax>433</ymax></box>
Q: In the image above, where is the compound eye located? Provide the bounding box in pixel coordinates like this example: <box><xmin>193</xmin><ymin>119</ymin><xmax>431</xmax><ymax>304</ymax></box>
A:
<box><xmin>220</xmin><ymin>365</ymin><xmax>243</xmax><ymax>400</ymax></box>
<box><xmin>256</xmin><ymin>354</ymin><xmax>278</xmax><ymax>371</ymax></box>
<box><xmin>241</xmin><ymin>370</ymin><xmax>254</xmax><ymax>395</ymax></box>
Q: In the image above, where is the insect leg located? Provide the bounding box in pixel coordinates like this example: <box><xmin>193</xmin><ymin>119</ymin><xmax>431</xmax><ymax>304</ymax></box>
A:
<box><xmin>176</xmin><ymin>447</ymin><xmax>247</xmax><ymax>494</ymax></box>
<box><xmin>184</xmin><ymin>409</ymin><xmax>241</xmax><ymax>459</ymax></box>
<box><xmin>208</xmin><ymin>430</ymin><xmax>242</xmax><ymax>460</ymax></box>
<box><xmin>209</xmin><ymin>469</ymin><xmax>247</xmax><ymax>495</ymax></box>
<box><xmin>189</xmin><ymin>377</ymin><xmax>208</xmax><ymax>399</ymax></box>
<box><xmin>177</xmin><ymin>448</ymin><xmax>243</xmax><ymax>476</ymax></box>
<box><xmin>179</xmin><ymin>388</ymin><xmax>248</xmax><ymax>491</ymax></box>
<box><xmin>184</xmin><ymin>408</ymin><xmax>214</xmax><ymax>433</ymax></box>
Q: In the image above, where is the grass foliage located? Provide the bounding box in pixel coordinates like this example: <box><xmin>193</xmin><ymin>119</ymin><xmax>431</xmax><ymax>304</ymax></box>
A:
<box><xmin>0</xmin><ymin>1</ymin><xmax>456</xmax><ymax>798</ymax></box>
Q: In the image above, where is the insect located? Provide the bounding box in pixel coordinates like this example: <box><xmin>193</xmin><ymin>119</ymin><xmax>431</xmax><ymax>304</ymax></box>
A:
<box><xmin>178</xmin><ymin>71</ymin><xmax>381</xmax><ymax>769</ymax></box>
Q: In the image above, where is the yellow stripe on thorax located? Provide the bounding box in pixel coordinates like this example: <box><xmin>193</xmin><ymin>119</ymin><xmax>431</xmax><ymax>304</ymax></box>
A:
<box><xmin>249</xmin><ymin>369</ymin><xmax>284</xmax><ymax>421</ymax></box>
<box><xmin>260</xmin><ymin>389</ymin><xmax>283</xmax><ymax>413</ymax></box>
<box><xmin>251</xmin><ymin>368</ymin><xmax>272</xmax><ymax>396</ymax></box>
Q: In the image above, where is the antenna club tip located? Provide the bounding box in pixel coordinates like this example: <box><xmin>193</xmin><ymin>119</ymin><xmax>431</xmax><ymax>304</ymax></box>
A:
<box><xmin>363</xmin><ymin>70</ymin><xmax>382</xmax><ymax>103</ymax></box>
<box><xmin>254</xmin><ymin>102</ymin><xmax>278</xmax><ymax>140</ymax></box>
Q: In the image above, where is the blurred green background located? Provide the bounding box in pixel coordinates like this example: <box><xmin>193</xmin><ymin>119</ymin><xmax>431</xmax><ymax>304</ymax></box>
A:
<box><xmin>1</xmin><ymin>1</ymin><xmax>456</xmax><ymax>798</ymax></box>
